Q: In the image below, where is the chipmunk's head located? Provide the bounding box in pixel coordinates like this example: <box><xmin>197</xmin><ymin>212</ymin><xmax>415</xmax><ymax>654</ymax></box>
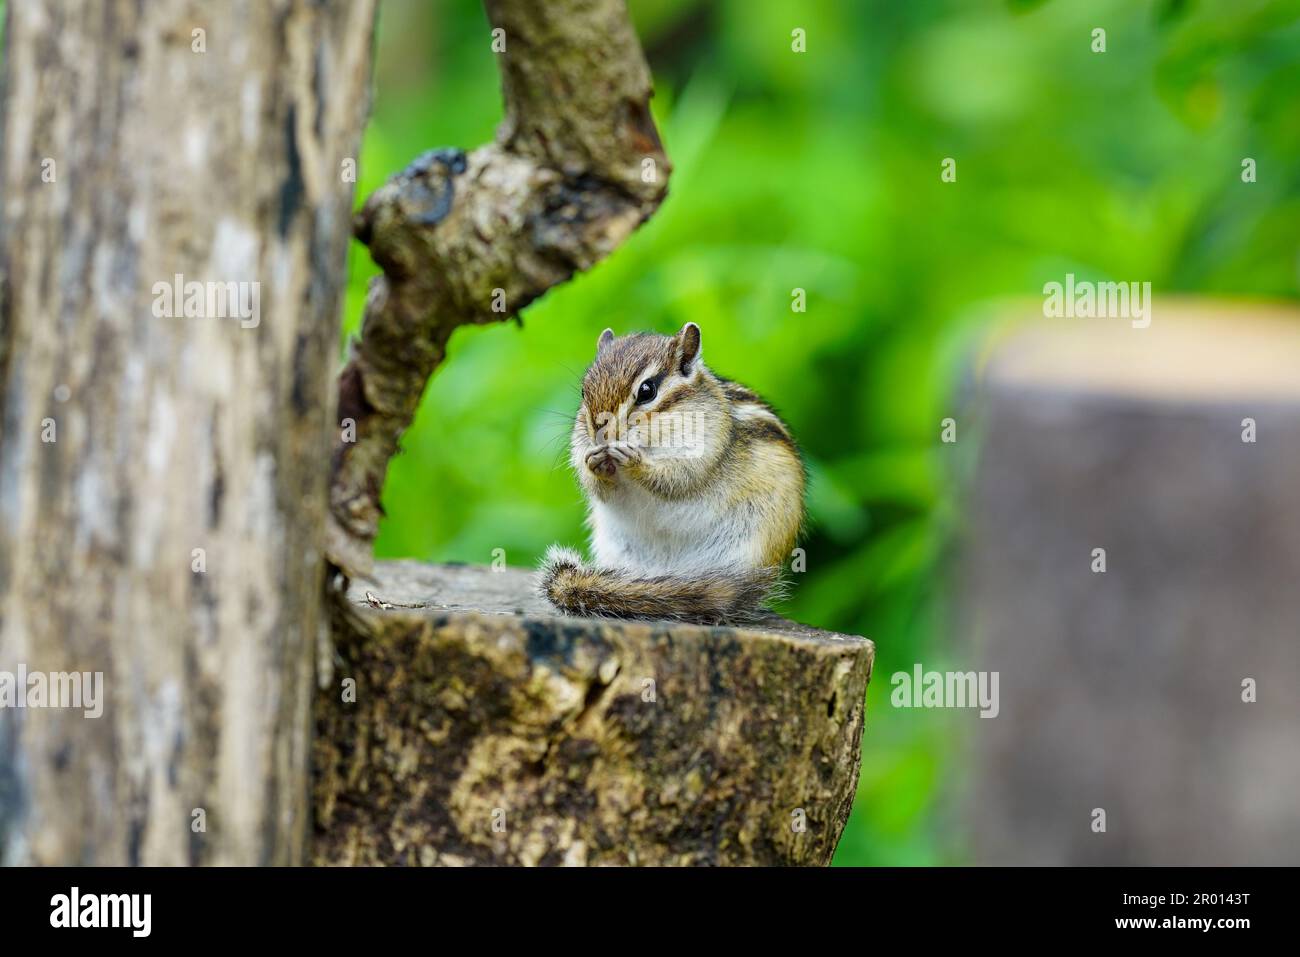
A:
<box><xmin>572</xmin><ymin>322</ymin><xmax>731</xmax><ymax>489</ymax></box>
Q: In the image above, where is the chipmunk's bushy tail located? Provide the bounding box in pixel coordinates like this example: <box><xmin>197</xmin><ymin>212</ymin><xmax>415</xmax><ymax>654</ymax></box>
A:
<box><xmin>537</xmin><ymin>546</ymin><xmax>780</xmax><ymax>624</ymax></box>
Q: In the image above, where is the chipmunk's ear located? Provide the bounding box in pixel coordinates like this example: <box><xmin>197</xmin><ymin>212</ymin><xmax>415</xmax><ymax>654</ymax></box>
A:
<box><xmin>596</xmin><ymin>328</ymin><xmax>616</xmax><ymax>355</ymax></box>
<box><xmin>676</xmin><ymin>322</ymin><xmax>702</xmax><ymax>375</ymax></box>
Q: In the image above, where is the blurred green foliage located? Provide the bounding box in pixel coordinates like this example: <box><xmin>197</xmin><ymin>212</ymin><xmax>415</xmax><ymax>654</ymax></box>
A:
<box><xmin>348</xmin><ymin>0</ymin><xmax>1300</xmax><ymax>865</ymax></box>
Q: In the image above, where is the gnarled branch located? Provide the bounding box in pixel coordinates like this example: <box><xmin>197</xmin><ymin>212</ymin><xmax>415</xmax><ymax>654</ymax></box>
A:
<box><xmin>328</xmin><ymin>0</ymin><xmax>670</xmax><ymax>576</ymax></box>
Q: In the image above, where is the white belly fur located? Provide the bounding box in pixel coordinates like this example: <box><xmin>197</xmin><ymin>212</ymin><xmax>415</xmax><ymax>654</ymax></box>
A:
<box><xmin>589</xmin><ymin>481</ymin><xmax>764</xmax><ymax>576</ymax></box>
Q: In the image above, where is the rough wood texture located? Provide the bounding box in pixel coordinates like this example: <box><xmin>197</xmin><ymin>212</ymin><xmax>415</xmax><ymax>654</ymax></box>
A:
<box><xmin>0</xmin><ymin>0</ymin><xmax>375</xmax><ymax>865</ymax></box>
<box><xmin>328</xmin><ymin>0</ymin><xmax>670</xmax><ymax>577</ymax></box>
<box><xmin>960</xmin><ymin>303</ymin><xmax>1300</xmax><ymax>864</ymax></box>
<box><xmin>313</xmin><ymin>562</ymin><xmax>874</xmax><ymax>865</ymax></box>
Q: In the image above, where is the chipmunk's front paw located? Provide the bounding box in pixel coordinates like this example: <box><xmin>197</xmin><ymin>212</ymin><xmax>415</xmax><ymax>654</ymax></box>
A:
<box><xmin>606</xmin><ymin>442</ymin><xmax>642</xmax><ymax>468</ymax></box>
<box><xmin>585</xmin><ymin>443</ymin><xmax>641</xmax><ymax>479</ymax></box>
<box><xmin>585</xmin><ymin>446</ymin><xmax>616</xmax><ymax>478</ymax></box>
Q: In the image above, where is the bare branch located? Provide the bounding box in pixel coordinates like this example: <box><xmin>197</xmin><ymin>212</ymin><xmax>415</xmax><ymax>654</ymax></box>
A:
<box><xmin>328</xmin><ymin>0</ymin><xmax>671</xmax><ymax>575</ymax></box>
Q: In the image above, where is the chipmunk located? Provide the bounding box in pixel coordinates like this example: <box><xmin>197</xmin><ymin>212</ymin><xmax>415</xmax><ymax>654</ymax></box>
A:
<box><xmin>538</xmin><ymin>322</ymin><xmax>805</xmax><ymax>623</ymax></box>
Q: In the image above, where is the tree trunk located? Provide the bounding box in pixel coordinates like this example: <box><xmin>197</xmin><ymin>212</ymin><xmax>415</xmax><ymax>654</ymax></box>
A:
<box><xmin>0</xmin><ymin>0</ymin><xmax>375</xmax><ymax>865</ymax></box>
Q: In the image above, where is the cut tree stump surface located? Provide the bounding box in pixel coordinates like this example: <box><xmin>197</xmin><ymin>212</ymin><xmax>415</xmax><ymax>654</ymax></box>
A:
<box><xmin>313</xmin><ymin>561</ymin><xmax>875</xmax><ymax>866</ymax></box>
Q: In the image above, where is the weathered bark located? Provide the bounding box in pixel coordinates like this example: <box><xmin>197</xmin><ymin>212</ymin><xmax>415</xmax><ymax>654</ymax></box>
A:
<box><xmin>960</xmin><ymin>303</ymin><xmax>1300</xmax><ymax>864</ymax></box>
<box><xmin>0</xmin><ymin>0</ymin><xmax>375</xmax><ymax>865</ymax></box>
<box><xmin>313</xmin><ymin>562</ymin><xmax>875</xmax><ymax>866</ymax></box>
<box><xmin>327</xmin><ymin>0</ymin><xmax>670</xmax><ymax>577</ymax></box>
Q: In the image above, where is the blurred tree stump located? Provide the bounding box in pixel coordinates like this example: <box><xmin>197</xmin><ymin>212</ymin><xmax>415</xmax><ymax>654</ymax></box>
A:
<box><xmin>313</xmin><ymin>562</ymin><xmax>874</xmax><ymax>865</ymax></box>
<box><xmin>961</xmin><ymin>302</ymin><xmax>1300</xmax><ymax>864</ymax></box>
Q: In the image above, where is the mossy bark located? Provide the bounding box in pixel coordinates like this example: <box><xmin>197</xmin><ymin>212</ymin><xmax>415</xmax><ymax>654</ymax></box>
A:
<box><xmin>313</xmin><ymin>562</ymin><xmax>875</xmax><ymax>866</ymax></box>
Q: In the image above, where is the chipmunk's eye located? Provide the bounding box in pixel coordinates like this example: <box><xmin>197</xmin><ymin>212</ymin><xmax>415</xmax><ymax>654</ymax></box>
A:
<box><xmin>635</xmin><ymin>378</ymin><xmax>657</xmax><ymax>405</ymax></box>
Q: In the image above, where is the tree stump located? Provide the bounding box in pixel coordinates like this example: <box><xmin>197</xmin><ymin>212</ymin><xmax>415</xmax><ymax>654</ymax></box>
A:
<box><xmin>960</xmin><ymin>302</ymin><xmax>1300</xmax><ymax>865</ymax></box>
<box><xmin>313</xmin><ymin>562</ymin><xmax>875</xmax><ymax>865</ymax></box>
